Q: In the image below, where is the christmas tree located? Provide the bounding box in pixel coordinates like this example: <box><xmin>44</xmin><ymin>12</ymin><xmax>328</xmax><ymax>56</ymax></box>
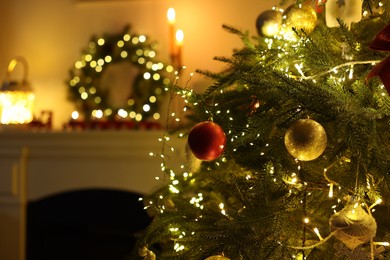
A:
<box><xmin>138</xmin><ymin>0</ymin><xmax>390</xmax><ymax>259</ymax></box>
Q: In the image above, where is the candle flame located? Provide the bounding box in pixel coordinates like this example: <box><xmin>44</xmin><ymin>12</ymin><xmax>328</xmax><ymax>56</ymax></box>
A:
<box><xmin>176</xmin><ymin>29</ymin><xmax>184</xmax><ymax>44</ymax></box>
<box><xmin>167</xmin><ymin>8</ymin><xmax>176</xmax><ymax>23</ymax></box>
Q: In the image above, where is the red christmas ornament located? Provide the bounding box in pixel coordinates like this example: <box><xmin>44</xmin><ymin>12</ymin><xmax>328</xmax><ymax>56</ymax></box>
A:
<box><xmin>367</xmin><ymin>23</ymin><xmax>390</xmax><ymax>94</ymax></box>
<box><xmin>369</xmin><ymin>23</ymin><xmax>390</xmax><ymax>51</ymax></box>
<box><xmin>187</xmin><ymin>121</ymin><xmax>226</xmax><ymax>161</ymax></box>
<box><xmin>307</xmin><ymin>0</ymin><xmax>325</xmax><ymax>13</ymax></box>
<box><xmin>367</xmin><ymin>56</ymin><xmax>390</xmax><ymax>94</ymax></box>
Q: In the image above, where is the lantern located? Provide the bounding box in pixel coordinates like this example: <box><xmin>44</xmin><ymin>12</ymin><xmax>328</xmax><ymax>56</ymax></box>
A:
<box><xmin>0</xmin><ymin>56</ymin><xmax>35</xmax><ymax>125</ymax></box>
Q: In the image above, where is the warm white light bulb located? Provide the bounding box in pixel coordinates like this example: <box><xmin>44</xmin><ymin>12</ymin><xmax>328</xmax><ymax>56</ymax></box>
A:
<box><xmin>71</xmin><ymin>111</ymin><xmax>79</xmax><ymax>120</ymax></box>
<box><xmin>329</xmin><ymin>183</ymin><xmax>334</xmax><ymax>198</ymax></box>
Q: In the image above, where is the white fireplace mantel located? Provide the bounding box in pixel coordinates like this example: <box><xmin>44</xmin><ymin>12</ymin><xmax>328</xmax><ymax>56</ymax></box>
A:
<box><xmin>0</xmin><ymin>130</ymin><xmax>187</xmax><ymax>260</ymax></box>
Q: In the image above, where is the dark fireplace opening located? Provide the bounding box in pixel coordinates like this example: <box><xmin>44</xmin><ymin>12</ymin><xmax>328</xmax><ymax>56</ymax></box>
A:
<box><xmin>26</xmin><ymin>189</ymin><xmax>152</xmax><ymax>260</ymax></box>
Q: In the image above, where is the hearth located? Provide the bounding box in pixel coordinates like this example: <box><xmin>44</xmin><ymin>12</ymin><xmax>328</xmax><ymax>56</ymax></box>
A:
<box><xmin>26</xmin><ymin>189</ymin><xmax>151</xmax><ymax>260</ymax></box>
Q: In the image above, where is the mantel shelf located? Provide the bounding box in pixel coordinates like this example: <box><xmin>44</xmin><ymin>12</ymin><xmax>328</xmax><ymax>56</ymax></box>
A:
<box><xmin>0</xmin><ymin>130</ymin><xmax>187</xmax><ymax>201</ymax></box>
<box><xmin>0</xmin><ymin>130</ymin><xmax>187</xmax><ymax>260</ymax></box>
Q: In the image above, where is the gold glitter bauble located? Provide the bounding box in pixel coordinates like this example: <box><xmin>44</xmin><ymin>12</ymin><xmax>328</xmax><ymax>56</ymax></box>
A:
<box><xmin>283</xmin><ymin>5</ymin><xmax>317</xmax><ymax>35</ymax></box>
<box><xmin>284</xmin><ymin>119</ymin><xmax>327</xmax><ymax>161</ymax></box>
<box><xmin>205</xmin><ymin>255</ymin><xmax>230</xmax><ymax>260</ymax></box>
<box><xmin>330</xmin><ymin>203</ymin><xmax>377</xmax><ymax>250</ymax></box>
<box><xmin>256</xmin><ymin>10</ymin><xmax>282</xmax><ymax>37</ymax></box>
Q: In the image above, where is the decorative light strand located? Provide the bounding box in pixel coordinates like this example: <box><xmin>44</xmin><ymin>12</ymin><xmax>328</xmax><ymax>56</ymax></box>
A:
<box><xmin>291</xmin><ymin>60</ymin><xmax>380</xmax><ymax>80</ymax></box>
<box><xmin>288</xmin><ymin>232</ymin><xmax>336</xmax><ymax>250</ymax></box>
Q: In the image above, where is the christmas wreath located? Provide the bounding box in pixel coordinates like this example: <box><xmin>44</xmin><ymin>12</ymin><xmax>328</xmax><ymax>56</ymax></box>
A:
<box><xmin>66</xmin><ymin>25</ymin><xmax>172</xmax><ymax>127</ymax></box>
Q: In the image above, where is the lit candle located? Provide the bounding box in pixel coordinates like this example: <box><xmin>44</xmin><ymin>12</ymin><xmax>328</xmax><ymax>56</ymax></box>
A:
<box><xmin>167</xmin><ymin>7</ymin><xmax>176</xmax><ymax>63</ymax></box>
<box><xmin>175</xmin><ymin>29</ymin><xmax>184</xmax><ymax>69</ymax></box>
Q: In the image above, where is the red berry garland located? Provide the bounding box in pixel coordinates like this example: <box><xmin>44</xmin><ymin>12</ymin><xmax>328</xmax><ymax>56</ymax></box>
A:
<box><xmin>187</xmin><ymin>121</ymin><xmax>226</xmax><ymax>161</ymax></box>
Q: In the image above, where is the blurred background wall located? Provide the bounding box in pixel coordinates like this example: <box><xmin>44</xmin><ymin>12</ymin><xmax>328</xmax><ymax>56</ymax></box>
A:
<box><xmin>0</xmin><ymin>0</ymin><xmax>279</xmax><ymax>129</ymax></box>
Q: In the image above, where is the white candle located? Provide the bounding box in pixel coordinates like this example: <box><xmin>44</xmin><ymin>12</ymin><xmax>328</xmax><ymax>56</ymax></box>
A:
<box><xmin>175</xmin><ymin>29</ymin><xmax>184</xmax><ymax>69</ymax></box>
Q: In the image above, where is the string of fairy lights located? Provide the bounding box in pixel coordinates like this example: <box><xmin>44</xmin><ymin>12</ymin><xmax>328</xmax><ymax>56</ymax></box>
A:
<box><xmin>258</xmin><ymin>4</ymin><xmax>389</xmax><ymax>256</ymax></box>
<box><xmin>146</xmin><ymin>69</ymin><xmax>389</xmax><ymax>258</ymax></box>
<box><xmin>139</xmin><ymin>2</ymin><xmax>390</xmax><ymax>259</ymax></box>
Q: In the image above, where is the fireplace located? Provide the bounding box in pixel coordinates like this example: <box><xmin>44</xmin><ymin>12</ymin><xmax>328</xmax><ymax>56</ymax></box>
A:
<box><xmin>26</xmin><ymin>189</ymin><xmax>151</xmax><ymax>260</ymax></box>
<box><xmin>0</xmin><ymin>131</ymin><xmax>186</xmax><ymax>260</ymax></box>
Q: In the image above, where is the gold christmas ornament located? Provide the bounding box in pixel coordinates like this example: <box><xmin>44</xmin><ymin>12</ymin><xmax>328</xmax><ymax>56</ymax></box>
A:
<box><xmin>330</xmin><ymin>203</ymin><xmax>377</xmax><ymax>250</ymax></box>
<box><xmin>145</xmin><ymin>250</ymin><xmax>156</xmax><ymax>260</ymax></box>
<box><xmin>284</xmin><ymin>119</ymin><xmax>327</xmax><ymax>161</ymax></box>
<box><xmin>138</xmin><ymin>246</ymin><xmax>156</xmax><ymax>260</ymax></box>
<box><xmin>205</xmin><ymin>255</ymin><xmax>230</xmax><ymax>260</ymax></box>
<box><xmin>138</xmin><ymin>246</ymin><xmax>148</xmax><ymax>257</ymax></box>
<box><xmin>256</xmin><ymin>10</ymin><xmax>283</xmax><ymax>37</ymax></box>
<box><xmin>283</xmin><ymin>5</ymin><xmax>317</xmax><ymax>36</ymax></box>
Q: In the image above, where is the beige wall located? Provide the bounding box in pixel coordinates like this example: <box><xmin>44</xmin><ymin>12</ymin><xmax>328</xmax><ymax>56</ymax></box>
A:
<box><xmin>0</xmin><ymin>0</ymin><xmax>278</xmax><ymax>129</ymax></box>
